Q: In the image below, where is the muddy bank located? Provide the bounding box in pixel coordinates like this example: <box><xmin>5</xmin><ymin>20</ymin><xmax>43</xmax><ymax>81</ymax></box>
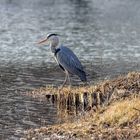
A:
<box><xmin>25</xmin><ymin>72</ymin><xmax>140</xmax><ymax>140</ymax></box>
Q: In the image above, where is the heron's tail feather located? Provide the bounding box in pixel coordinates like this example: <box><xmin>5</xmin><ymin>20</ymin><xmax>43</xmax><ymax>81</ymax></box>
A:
<box><xmin>77</xmin><ymin>69</ymin><xmax>87</xmax><ymax>82</ymax></box>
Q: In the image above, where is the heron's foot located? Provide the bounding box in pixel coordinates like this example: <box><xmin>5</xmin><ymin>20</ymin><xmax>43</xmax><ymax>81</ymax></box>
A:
<box><xmin>68</xmin><ymin>85</ymin><xmax>71</xmax><ymax>90</ymax></box>
<box><xmin>58</xmin><ymin>85</ymin><xmax>71</xmax><ymax>93</ymax></box>
<box><xmin>58</xmin><ymin>85</ymin><xmax>64</xmax><ymax>93</ymax></box>
<box><xmin>84</xmin><ymin>81</ymin><xmax>89</xmax><ymax>86</ymax></box>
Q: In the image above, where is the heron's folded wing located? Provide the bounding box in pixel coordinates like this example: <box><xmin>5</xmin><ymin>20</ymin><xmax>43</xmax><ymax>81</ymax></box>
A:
<box><xmin>56</xmin><ymin>47</ymin><xmax>84</xmax><ymax>74</ymax></box>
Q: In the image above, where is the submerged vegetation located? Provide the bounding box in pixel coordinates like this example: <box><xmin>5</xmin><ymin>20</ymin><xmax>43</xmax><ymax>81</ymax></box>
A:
<box><xmin>25</xmin><ymin>72</ymin><xmax>140</xmax><ymax>140</ymax></box>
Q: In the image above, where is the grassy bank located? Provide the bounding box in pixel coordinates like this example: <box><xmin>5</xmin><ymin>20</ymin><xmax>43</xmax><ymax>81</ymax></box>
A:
<box><xmin>25</xmin><ymin>72</ymin><xmax>140</xmax><ymax>140</ymax></box>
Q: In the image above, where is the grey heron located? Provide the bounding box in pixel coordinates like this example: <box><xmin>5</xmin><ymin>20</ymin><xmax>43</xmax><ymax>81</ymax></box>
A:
<box><xmin>38</xmin><ymin>33</ymin><xmax>87</xmax><ymax>88</ymax></box>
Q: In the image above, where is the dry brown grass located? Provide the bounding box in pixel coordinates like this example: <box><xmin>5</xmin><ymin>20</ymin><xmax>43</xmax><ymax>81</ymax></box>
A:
<box><xmin>25</xmin><ymin>72</ymin><xmax>140</xmax><ymax>140</ymax></box>
<box><xmin>98</xmin><ymin>98</ymin><xmax>140</xmax><ymax>127</ymax></box>
<box><xmin>25</xmin><ymin>97</ymin><xmax>140</xmax><ymax>140</ymax></box>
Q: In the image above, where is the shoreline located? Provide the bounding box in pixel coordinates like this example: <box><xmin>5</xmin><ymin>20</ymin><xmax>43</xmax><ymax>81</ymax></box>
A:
<box><xmin>25</xmin><ymin>71</ymin><xmax>140</xmax><ymax>140</ymax></box>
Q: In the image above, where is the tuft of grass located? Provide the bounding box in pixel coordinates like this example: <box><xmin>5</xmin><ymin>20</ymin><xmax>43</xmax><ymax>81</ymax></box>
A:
<box><xmin>98</xmin><ymin>98</ymin><xmax>140</xmax><ymax>126</ymax></box>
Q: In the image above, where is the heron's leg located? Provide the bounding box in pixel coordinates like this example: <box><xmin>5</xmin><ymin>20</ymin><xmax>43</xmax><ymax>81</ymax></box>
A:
<box><xmin>67</xmin><ymin>73</ymin><xmax>71</xmax><ymax>89</ymax></box>
<box><xmin>60</xmin><ymin>71</ymin><xmax>68</xmax><ymax>89</ymax></box>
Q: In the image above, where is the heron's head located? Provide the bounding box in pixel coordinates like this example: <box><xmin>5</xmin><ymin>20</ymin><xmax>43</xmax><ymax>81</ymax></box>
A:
<box><xmin>38</xmin><ymin>33</ymin><xmax>59</xmax><ymax>47</ymax></box>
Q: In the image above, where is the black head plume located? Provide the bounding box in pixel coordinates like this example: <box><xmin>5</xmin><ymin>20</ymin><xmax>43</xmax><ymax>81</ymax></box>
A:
<box><xmin>47</xmin><ymin>33</ymin><xmax>58</xmax><ymax>39</ymax></box>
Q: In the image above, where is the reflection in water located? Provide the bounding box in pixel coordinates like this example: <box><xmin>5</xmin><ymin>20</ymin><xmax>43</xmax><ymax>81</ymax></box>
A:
<box><xmin>0</xmin><ymin>0</ymin><xmax>140</xmax><ymax>139</ymax></box>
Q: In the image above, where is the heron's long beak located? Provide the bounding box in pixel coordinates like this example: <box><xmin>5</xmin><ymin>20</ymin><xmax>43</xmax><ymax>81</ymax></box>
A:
<box><xmin>37</xmin><ymin>38</ymin><xmax>48</xmax><ymax>44</ymax></box>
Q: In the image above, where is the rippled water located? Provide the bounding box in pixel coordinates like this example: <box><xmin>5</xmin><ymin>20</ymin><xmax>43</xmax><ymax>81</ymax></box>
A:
<box><xmin>0</xmin><ymin>0</ymin><xmax>140</xmax><ymax>139</ymax></box>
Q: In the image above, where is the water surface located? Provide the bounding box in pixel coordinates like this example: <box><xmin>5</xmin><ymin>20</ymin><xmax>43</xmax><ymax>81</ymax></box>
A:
<box><xmin>0</xmin><ymin>0</ymin><xmax>139</xmax><ymax>139</ymax></box>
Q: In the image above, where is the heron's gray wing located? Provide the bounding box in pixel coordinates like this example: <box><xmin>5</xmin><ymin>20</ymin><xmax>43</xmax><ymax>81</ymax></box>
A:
<box><xmin>56</xmin><ymin>46</ymin><xmax>84</xmax><ymax>74</ymax></box>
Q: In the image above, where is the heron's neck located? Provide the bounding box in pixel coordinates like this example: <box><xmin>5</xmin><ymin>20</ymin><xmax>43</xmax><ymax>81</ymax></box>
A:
<box><xmin>50</xmin><ymin>44</ymin><xmax>58</xmax><ymax>54</ymax></box>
